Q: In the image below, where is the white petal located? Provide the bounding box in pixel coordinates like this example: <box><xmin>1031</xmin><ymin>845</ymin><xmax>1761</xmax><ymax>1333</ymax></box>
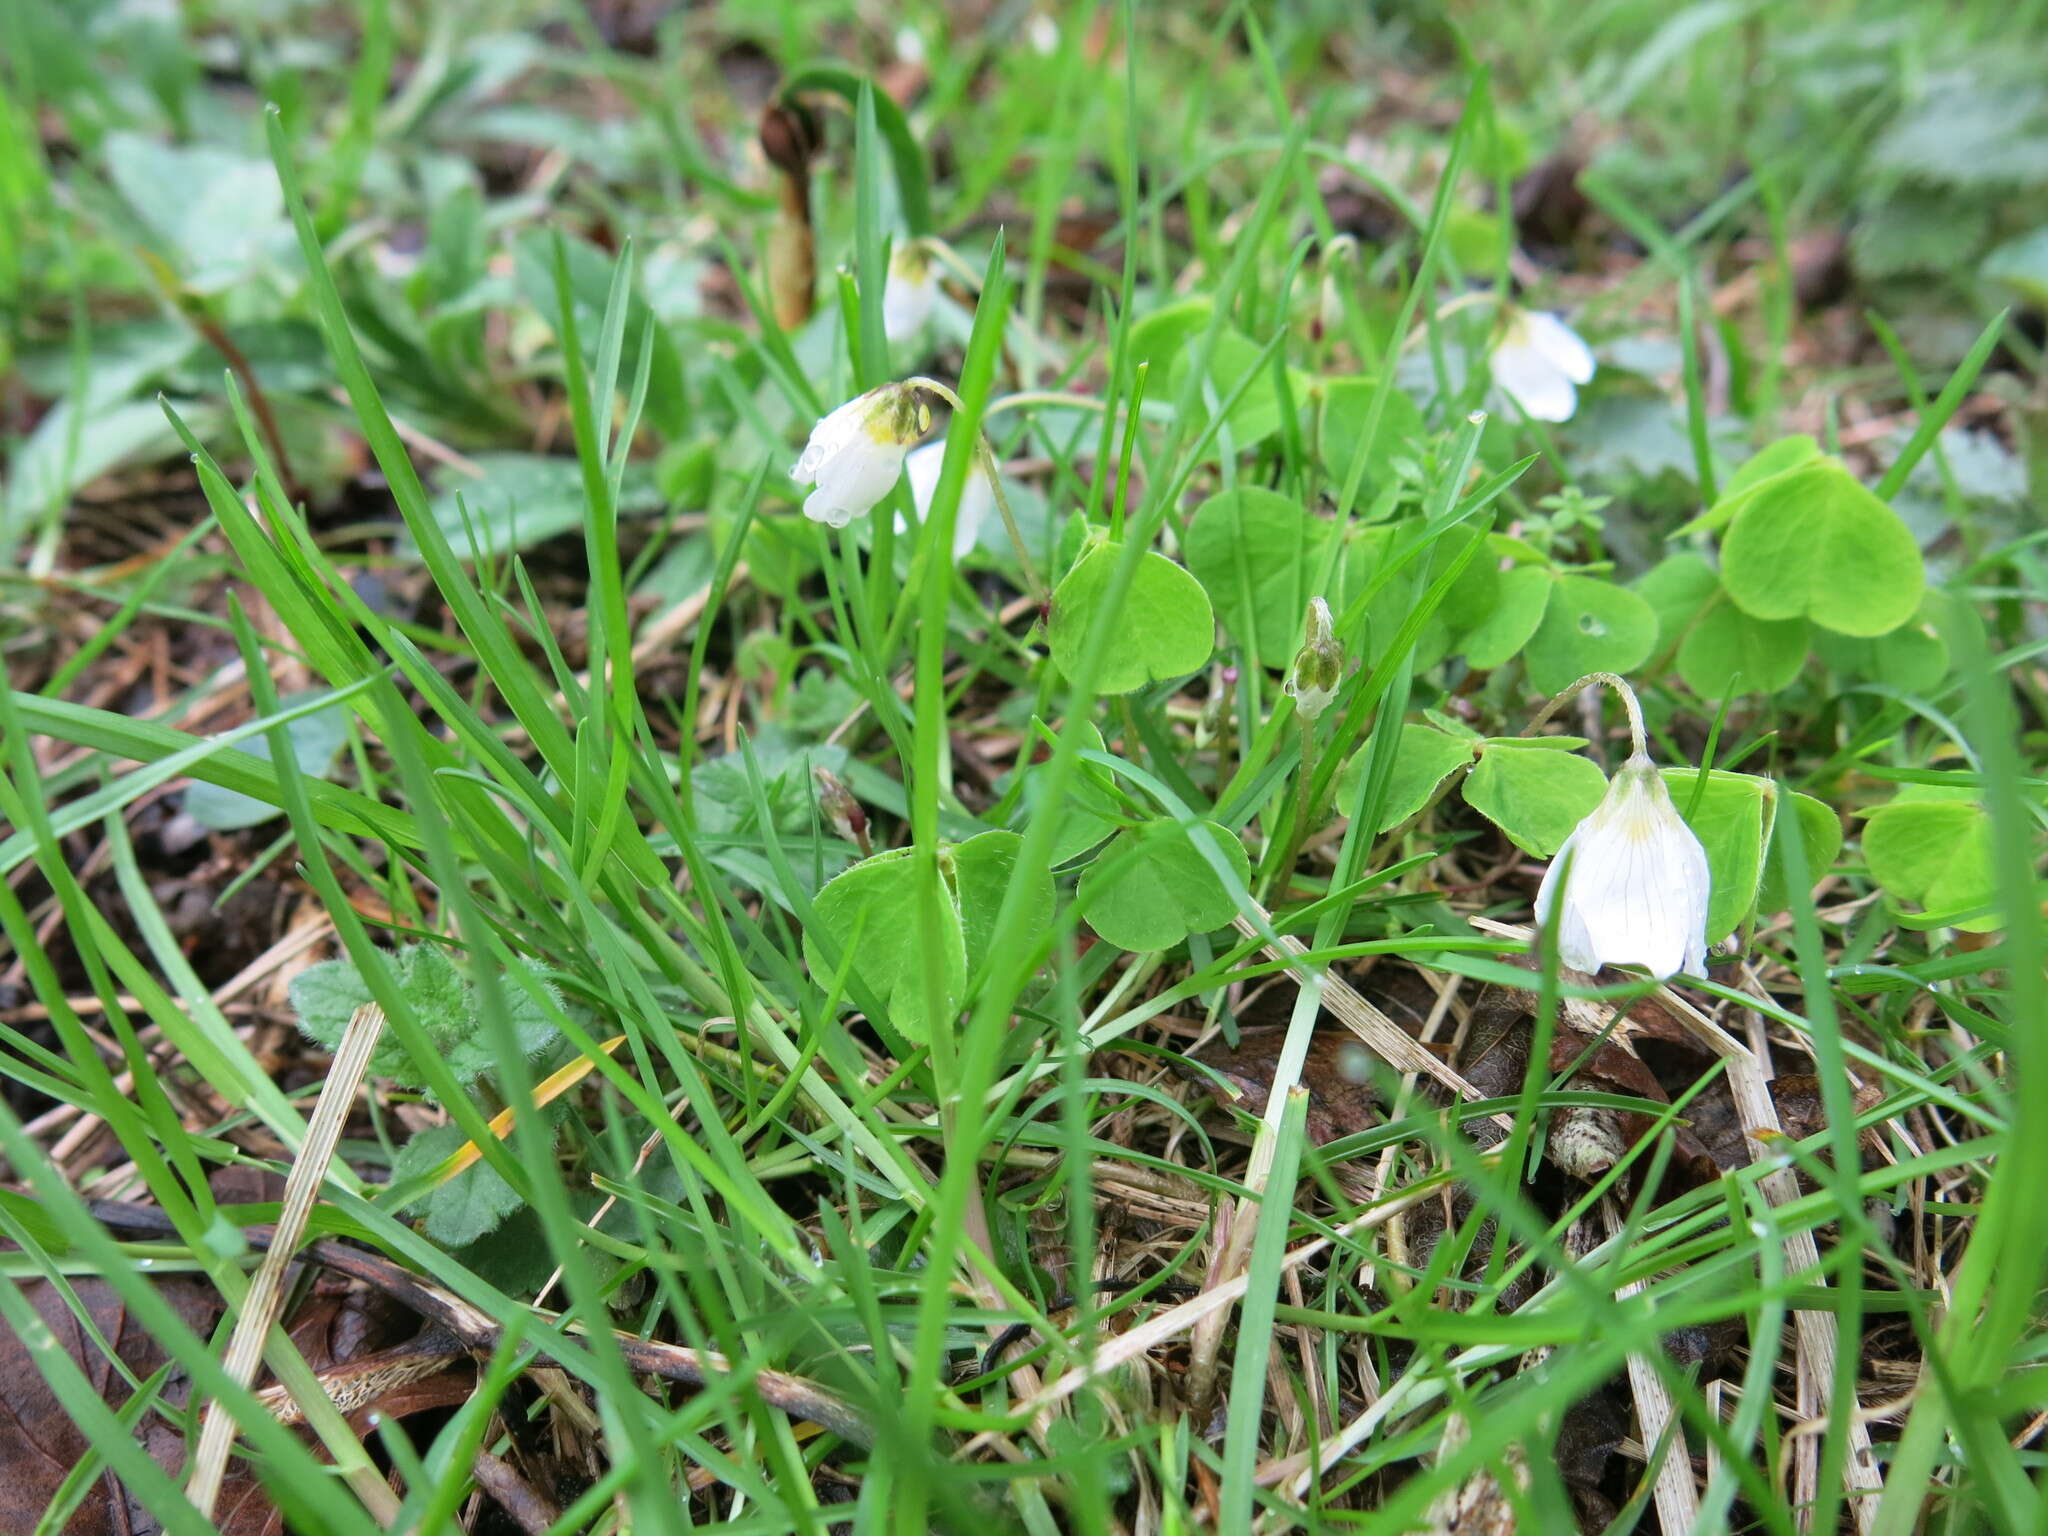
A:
<box><xmin>898</xmin><ymin>439</ymin><xmax>992</xmax><ymax>558</ymax></box>
<box><xmin>882</xmin><ymin>266</ymin><xmax>936</xmax><ymax>343</ymax></box>
<box><xmin>1490</xmin><ymin>340</ymin><xmax>1579</xmax><ymax>423</ymax></box>
<box><xmin>793</xmin><ymin>393</ymin><xmax>874</xmax><ymax>482</ymax></box>
<box><xmin>804</xmin><ymin>438</ymin><xmax>907</xmax><ymax>526</ymax></box>
<box><xmin>1525</xmin><ymin>312</ymin><xmax>1595</xmax><ymax>385</ymax></box>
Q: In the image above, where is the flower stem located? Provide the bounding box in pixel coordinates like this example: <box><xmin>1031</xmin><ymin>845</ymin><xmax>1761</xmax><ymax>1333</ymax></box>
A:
<box><xmin>1275</xmin><ymin>710</ymin><xmax>1319</xmax><ymax>894</ymax></box>
<box><xmin>978</xmin><ymin>438</ymin><xmax>1046</xmax><ymax>600</ymax></box>
<box><xmin>1523</xmin><ymin>672</ymin><xmax>1648</xmax><ymax>759</ymax></box>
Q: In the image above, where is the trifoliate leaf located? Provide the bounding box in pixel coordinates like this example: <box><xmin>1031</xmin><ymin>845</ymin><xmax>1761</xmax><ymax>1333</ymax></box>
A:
<box><xmin>804</xmin><ymin>847</ymin><xmax>967</xmax><ymax>1044</ymax></box>
<box><xmin>1659</xmin><ymin>769</ymin><xmax>1769</xmax><ymax>944</ymax></box>
<box><xmin>1863</xmin><ymin>795</ymin><xmax>2000</xmax><ymax>932</ymax></box>
<box><xmin>1719</xmin><ymin>458</ymin><xmax>1924</xmax><ymax>637</ymax></box>
<box><xmin>1336</xmin><ymin>724</ymin><xmax>1476</xmax><ymax>832</ymax></box>
<box><xmin>1078</xmin><ymin>819</ymin><xmax>1250</xmax><ymax>952</ymax></box>
<box><xmin>1523</xmin><ymin>576</ymin><xmax>1657</xmax><ymax>696</ymax></box>
<box><xmin>1461</xmin><ymin>742</ymin><xmax>1608</xmax><ymax>857</ymax></box>
<box><xmin>1675</xmin><ymin>601</ymin><xmax>1809</xmax><ymax>698</ymax></box>
<box><xmin>1185</xmin><ymin>487</ymin><xmax>1324</xmax><ymax>660</ymax></box>
<box><xmin>1756</xmin><ymin>791</ymin><xmax>1844</xmax><ymax>915</ymax></box>
<box><xmin>1458</xmin><ymin>564</ymin><xmax>1554</xmax><ymax>671</ymax></box>
<box><xmin>951</xmin><ymin>829</ymin><xmax>1054</xmax><ymax>981</ymax></box>
<box><xmin>1048</xmin><ymin>538</ymin><xmax>1214</xmax><ymax>694</ymax></box>
<box><xmin>1814</xmin><ymin>611</ymin><xmax>1950</xmax><ymax>694</ymax></box>
<box><xmin>1635</xmin><ymin>551</ymin><xmax>1721</xmax><ymax>651</ymax></box>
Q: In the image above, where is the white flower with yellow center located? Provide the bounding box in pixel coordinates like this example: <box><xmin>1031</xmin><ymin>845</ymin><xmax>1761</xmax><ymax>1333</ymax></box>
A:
<box><xmin>899</xmin><ymin>439</ymin><xmax>994</xmax><ymax>559</ymax></box>
<box><xmin>882</xmin><ymin>243</ymin><xmax>938</xmax><ymax>343</ymax></box>
<box><xmin>1490</xmin><ymin>308</ymin><xmax>1595</xmax><ymax>423</ymax></box>
<box><xmin>791</xmin><ymin>384</ymin><xmax>931</xmax><ymax>528</ymax></box>
<box><xmin>1534</xmin><ymin>751</ymin><xmax>1711</xmax><ymax>979</ymax></box>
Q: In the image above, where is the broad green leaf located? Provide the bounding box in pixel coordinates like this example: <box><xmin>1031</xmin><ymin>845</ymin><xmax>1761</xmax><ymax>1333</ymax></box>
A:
<box><xmin>1124</xmin><ymin>298</ymin><xmax>1213</xmax><ymax>384</ymax></box>
<box><xmin>183</xmin><ymin>691</ymin><xmax>355</xmax><ymax>831</ymax></box>
<box><xmin>1675</xmin><ymin>601</ymin><xmax>1808</xmax><ymax>698</ymax></box>
<box><xmin>1461</xmin><ymin>742</ymin><xmax>1608</xmax><ymax>856</ymax></box>
<box><xmin>1012</xmin><ymin>719</ymin><xmax>1125</xmax><ymax>864</ymax></box>
<box><xmin>416</xmin><ymin>452</ymin><xmax>664</xmax><ymax>558</ymax></box>
<box><xmin>1523</xmin><ymin>576</ymin><xmax>1657</xmax><ymax>696</ymax></box>
<box><xmin>1635</xmin><ymin>551</ymin><xmax>1721</xmax><ymax>651</ymax></box>
<box><xmin>1863</xmin><ymin>796</ymin><xmax>2000</xmax><ymax>932</ymax></box>
<box><xmin>1167</xmin><ymin>328</ymin><xmax>1301</xmax><ymax>446</ymax></box>
<box><xmin>1337</xmin><ymin>724</ymin><xmax>1476</xmax><ymax>832</ymax></box>
<box><xmin>394</xmin><ymin>1124</ymin><xmax>526</xmax><ymax>1247</ymax></box>
<box><xmin>952</xmin><ymin>829</ymin><xmax>1054</xmax><ymax>980</ymax></box>
<box><xmin>1756</xmin><ymin>790</ymin><xmax>1844</xmax><ymax>914</ymax></box>
<box><xmin>1675</xmin><ymin>438</ymin><xmax>1822</xmax><ymax>537</ymax></box>
<box><xmin>1983</xmin><ymin>225</ymin><xmax>2048</xmax><ymax>308</ymax></box>
<box><xmin>1184</xmin><ymin>487</ymin><xmax>1323</xmax><ymax>659</ymax></box>
<box><xmin>1459</xmin><ymin>564</ymin><xmax>1553</xmax><ymax>670</ymax></box>
<box><xmin>1814</xmin><ymin>608</ymin><xmax>1950</xmax><ymax>694</ymax></box>
<box><xmin>1310</xmin><ymin>376</ymin><xmax>1428</xmax><ymax>490</ymax></box>
<box><xmin>1048</xmin><ymin>539</ymin><xmax>1215</xmax><ymax>694</ymax></box>
<box><xmin>1659</xmin><ymin>769</ymin><xmax>1768</xmax><ymax>943</ymax></box>
<box><xmin>1078</xmin><ymin>819</ymin><xmax>1250</xmax><ymax>952</ymax></box>
<box><xmin>103</xmin><ymin>132</ymin><xmax>286</xmax><ymax>289</ymax></box>
<box><xmin>804</xmin><ymin>847</ymin><xmax>967</xmax><ymax>1043</ymax></box>
<box><xmin>1719</xmin><ymin>458</ymin><xmax>1924</xmax><ymax>636</ymax></box>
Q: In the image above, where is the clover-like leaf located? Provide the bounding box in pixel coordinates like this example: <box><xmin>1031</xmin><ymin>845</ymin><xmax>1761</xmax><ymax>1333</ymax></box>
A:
<box><xmin>1720</xmin><ymin>458</ymin><xmax>1924</xmax><ymax>637</ymax></box>
<box><xmin>1522</xmin><ymin>575</ymin><xmax>1657</xmax><ymax>696</ymax></box>
<box><xmin>1048</xmin><ymin>538</ymin><xmax>1214</xmax><ymax>694</ymax></box>
<box><xmin>1078</xmin><ymin>819</ymin><xmax>1249</xmax><ymax>952</ymax></box>
<box><xmin>1185</xmin><ymin>487</ymin><xmax>1323</xmax><ymax>660</ymax></box>
<box><xmin>1863</xmin><ymin>793</ymin><xmax>1999</xmax><ymax>932</ymax></box>
<box><xmin>1461</xmin><ymin>741</ymin><xmax>1608</xmax><ymax>856</ymax></box>
<box><xmin>1459</xmin><ymin>564</ymin><xmax>1554</xmax><ymax>671</ymax></box>
<box><xmin>1659</xmin><ymin>769</ymin><xmax>1769</xmax><ymax>944</ymax></box>
<box><xmin>1756</xmin><ymin>790</ymin><xmax>1844</xmax><ymax>915</ymax></box>
<box><xmin>1337</xmin><ymin>724</ymin><xmax>1476</xmax><ymax>832</ymax></box>
<box><xmin>804</xmin><ymin>847</ymin><xmax>968</xmax><ymax>1043</ymax></box>
<box><xmin>1675</xmin><ymin>601</ymin><xmax>1808</xmax><ymax>698</ymax></box>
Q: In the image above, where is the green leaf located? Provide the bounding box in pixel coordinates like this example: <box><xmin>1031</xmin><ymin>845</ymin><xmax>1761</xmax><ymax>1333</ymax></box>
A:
<box><xmin>1983</xmin><ymin>225</ymin><xmax>2048</xmax><ymax>308</ymax></box>
<box><xmin>103</xmin><ymin>132</ymin><xmax>286</xmax><ymax>290</ymax></box>
<box><xmin>393</xmin><ymin>1125</ymin><xmax>525</xmax><ymax>1248</ymax></box>
<box><xmin>1048</xmin><ymin>539</ymin><xmax>1214</xmax><ymax>695</ymax></box>
<box><xmin>1011</xmin><ymin>719</ymin><xmax>1124</xmax><ymax>864</ymax></box>
<box><xmin>1673</xmin><ymin>436</ymin><xmax>1821</xmax><ymax>537</ymax></box>
<box><xmin>416</xmin><ymin>452</ymin><xmax>664</xmax><ymax>559</ymax></box>
<box><xmin>1337</xmin><ymin>724</ymin><xmax>1476</xmax><ymax>832</ymax></box>
<box><xmin>1757</xmin><ymin>791</ymin><xmax>1843</xmax><ymax>915</ymax></box>
<box><xmin>1863</xmin><ymin>796</ymin><xmax>2000</xmax><ymax>932</ymax></box>
<box><xmin>1124</xmin><ymin>298</ymin><xmax>1214</xmax><ymax>384</ymax></box>
<box><xmin>804</xmin><ymin>847</ymin><xmax>967</xmax><ymax>1043</ymax></box>
<box><xmin>1458</xmin><ymin>561</ymin><xmax>1548</xmax><ymax>667</ymax></box>
<box><xmin>1458</xmin><ymin>564</ymin><xmax>1553</xmax><ymax>670</ymax></box>
<box><xmin>1167</xmin><ymin>328</ymin><xmax>1298</xmax><ymax>447</ymax></box>
<box><xmin>1310</xmin><ymin>376</ymin><xmax>1428</xmax><ymax>490</ymax></box>
<box><xmin>1184</xmin><ymin>487</ymin><xmax>1323</xmax><ymax>660</ymax></box>
<box><xmin>1675</xmin><ymin>600</ymin><xmax>1809</xmax><ymax>698</ymax></box>
<box><xmin>1719</xmin><ymin>458</ymin><xmax>1924</xmax><ymax>637</ymax></box>
<box><xmin>183</xmin><ymin>690</ymin><xmax>355</xmax><ymax>831</ymax></box>
<box><xmin>1078</xmin><ymin>819</ymin><xmax>1250</xmax><ymax>952</ymax></box>
<box><xmin>1461</xmin><ymin>742</ymin><xmax>1608</xmax><ymax>856</ymax></box>
<box><xmin>1659</xmin><ymin>769</ymin><xmax>1768</xmax><ymax>943</ymax></box>
<box><xmin>1813</xmin><ymin>607</ymin><xmax>1950</xmax><ymax>693</ymax></box>
<box><xmin>952</xmin><ymin>829</ymin><xmax>1054</xmax><ymax>980</ymax></box>
<box><xmin>513</xmin><ymin>230</ymin><xmax>688</xmax><ymax>437</ymax></box>
<box><xmin>1523</xmin><ymin>575</ymin><xmax>1657</xmax><ymax>696</ymax></box>
<box><xmin>1635</xmin><ymin>551</ymin><xmax>1721</xmax><ymax>651</ymax></box>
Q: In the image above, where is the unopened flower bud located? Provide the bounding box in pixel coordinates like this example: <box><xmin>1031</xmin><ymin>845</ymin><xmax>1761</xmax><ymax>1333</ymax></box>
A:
<box><xmin>813</xmin><ymin>766</ymin><xmax>869</xmax><ymax>856</ymax></box>
<box><xmin>1283</xmin><ymin>597</ymin><xmax>1344</xmax><ymax>720</ymax></box>
<box><xmin>791</xmin><ymin>382</ymin><xmax>933</xmax><ymax>527</ymax></box>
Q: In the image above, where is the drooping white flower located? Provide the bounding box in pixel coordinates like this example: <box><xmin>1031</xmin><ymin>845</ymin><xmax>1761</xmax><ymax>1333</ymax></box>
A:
<box><xmin>899</xmin><ymin>439</ymin><xmax>994</xmax><ymax>559</ymax></box>
<box><xmin>790</xmin><ymin>384</ymin><xmax>930</xmax><ymax>527</ymax></box>
<box><xmin>1533</xmin><ymin>752</ymin><xmax>1711</xmax><ymax>979</ymax></box>
<box><xmin>1283</xmin><ymin>597</ymin><xmax>1343</xmax><ymax>720</ymax></box>
<box><xmin>882</xmin><ymin>243</ymin><xmax>938</xmax><ymax>343</ymax></box>
<box><xmin>1489</xmin><ymin>309</ymin><xmax>1595</xmax><ymax>423</ymax></box>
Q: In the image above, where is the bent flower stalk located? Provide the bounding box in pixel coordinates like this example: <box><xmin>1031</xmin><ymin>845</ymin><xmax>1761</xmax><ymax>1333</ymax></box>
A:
<box><xmin>790</xmin><ymin>383</ymin><xmax>931</xmax><ymax>527</ymax></box>
<box><xmin>1534</xmin><ymin>751</ymin><xmax>1711</xmax><ymax>980</ymax></box>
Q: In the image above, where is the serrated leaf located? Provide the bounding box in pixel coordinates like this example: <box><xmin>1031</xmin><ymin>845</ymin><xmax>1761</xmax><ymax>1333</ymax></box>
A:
<box><xmin>803</xmin><ymin>847</ymin><xmax>967</xmax><ymax>1044</ymax></box>
<box><xmin>1048</xmin><ymin>539</ymin><xmax>1214</xmax><ymax>694</ymax></box>
<box><xmin>1675</xmin><ymin>601</ymin><xmax>1809</xmax><ymax>698</ymax></box>
<box><xmin>1184</xmin><ymin>487</ymin><xmax>1323</xmax><ymax>659</ymax></box>
<box><xmin>1523</xmin><ymin>575</ymin><xmax>1657</xmax><ymax>696</ymax></box>
<box><xmin>1078</xmin><ymin>819</ymin><xmax>1249</xmax><ymax>952</ymax></box>
<box><xmin>1720</xmin><ymin>458</ymin><xmax>1924</xmax><ymax>636</ymax></box>
<box><xmin>1461</xmin><ymin>742</ymin><xmax>1608</xmax><ymax>856</ymax></box>
<box><xmin>394</xmin><ymin>1124</ymin><xmax>525</xmax><ymax>1247</ymax></box>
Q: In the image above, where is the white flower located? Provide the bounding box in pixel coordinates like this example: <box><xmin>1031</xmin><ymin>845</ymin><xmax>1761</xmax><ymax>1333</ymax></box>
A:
<box><xmin>791</xmin><ymin>384</ymin><xmax>930</xmax><ymax>527</ymax></box>
<box><xmin>882</xmin><ymin>244</ymin><xmax>937</xmax><ymax>343</ymax></box>
<box><xmin>1489</xmin><ymin>309</ymin><xmax>1595</xmax><ymax>423</ymax></box>
<box><xmin>1026</xmin><ymin>12</ymin><xmax>1059</xmax><ymax>55</ymax></box>
<box><xmin>1533</xmin><ymin>752</ymin><xmax>1711</xmax><ymax>979</ymax></box>
<box><xmin>899</xmin><ymin>439</ymin><xmax>993</xmax><ymax>559</ymax></box>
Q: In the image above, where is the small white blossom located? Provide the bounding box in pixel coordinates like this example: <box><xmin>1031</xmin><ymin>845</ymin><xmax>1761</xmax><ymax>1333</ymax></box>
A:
<box><xmin>1534</xmin><ymin>752</ymin><xmax>1711</xmax><ymax>979</ymax></box>
<box><xmin>882</xmin><ymin>244</ymin><xmax>938</xmax><ymax>343</ymax></box>
<box><xmin>899</xmin><ymin>439</ymin><xmax>994</xmax><ymax>559</ymax></box>
<box><xmin>1026</xmin><ymin>12</ymin><xmax>1059</xmax><ymax>55</ymax></box>
<box><xmin>791</xmin><ymin>384</ymin><xmax>930</xmax><ymax>528</ymax></box>
<box><xmin>1489</xmin><ymin>309</ymin><xmax>1595</xmax><ymax>423</ymax></box>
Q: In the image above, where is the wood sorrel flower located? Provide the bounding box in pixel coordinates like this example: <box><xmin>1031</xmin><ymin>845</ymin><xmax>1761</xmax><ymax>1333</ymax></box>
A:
<box><xmin>1534</xmin><ymin>751</ymin><xmax>1711</xmax><ymax>979</ymax></box>
<box><xmin>900</xmin><ymin>439</ymin><xmax>994</xmax><ymax>559</ymax></box>
<box><xmin>1283</xmin><ymin>597</ymin><xmax>1343</xmax><ymax>720</ymax></box>
<box><xmin>882</xmin><ymin>242</ymin><xmax>938</xmax><ymax>342</ymax></box>
<box><xmin>791</xmin><ymin>383</ymin><xmax>931</xmax><ymax>528</ymax></box>
<box><xmin>1489</xmin><ymin>308</ymin><xmax>1595</xmax><ymax>423</ymax></box>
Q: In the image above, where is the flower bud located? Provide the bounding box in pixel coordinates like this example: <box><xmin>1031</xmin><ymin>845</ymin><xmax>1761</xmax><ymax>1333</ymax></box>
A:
<box><xmin>791</xmin><ymin>383</ymin><xmax>933</xmax><ymax>527</ymax></box>
<box><xmin>1283</xmin><ymin>597</ymin><xmax>1343</xmax><ymax>720</ymax></box>
<box><xmin>813</xmin><ymin>766</ymin><xmax>869</xmax><ymax>856</ymax></box>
